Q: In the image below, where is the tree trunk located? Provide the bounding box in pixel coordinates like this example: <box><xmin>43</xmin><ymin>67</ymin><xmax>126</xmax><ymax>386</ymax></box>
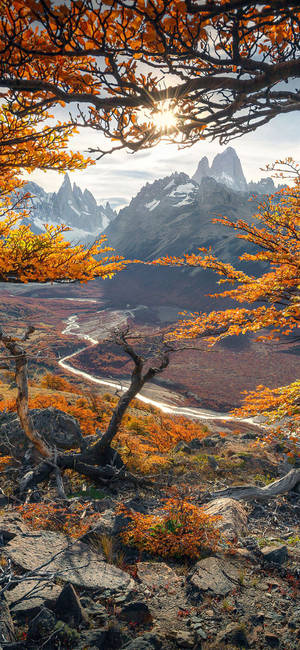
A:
<box><xmin>14</xmin><ymin>346</ymin><xmax>51</xmax><ymax>459</ymax></box>
<box><xmin>0</xmin><ymin>328</ymin><xmax>51</xmax><ymax>459</ymax></box>
<box><xmin>91</xmin><ymin>375</ymin><xmax>144</xmax><ymax>459</ymax></box>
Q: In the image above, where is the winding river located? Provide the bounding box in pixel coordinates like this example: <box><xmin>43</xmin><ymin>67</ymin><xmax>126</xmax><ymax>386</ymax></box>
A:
<box><xmin>58</xmin><ymin>313</ymin><xmax>261</xmax><ymax>426</ymax></box>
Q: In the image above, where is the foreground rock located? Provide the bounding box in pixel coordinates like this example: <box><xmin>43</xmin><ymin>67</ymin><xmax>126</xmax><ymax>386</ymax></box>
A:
<box><xmin>0</xmin><ymin>598</ymin><xmax>16</xmax><ymax>643</ymax></box>
<box><xmin>54</xmin><ymin>583</ymin><xmax>87</xmax><ymax>626</ymax></box>
<box><xmin>261</xmin><ymin>545</ymin><xmax>288</xmax><ymax>565</ymax></box>
<box><xmin>216</xmin><ymin>622</ymin><xmax>249</xmax><ymax>648</ymax></box>
<box><xmin>188</xmin><ymin>556</ymin><xmax>239</xmax><ymax>597</ymax></box>
<box><xmin>6</xmin><ymin>579</ymin><xmax>61</xmax><ymax>617</ymax></box>
<box><xmin>0</xmin><ymin>407</ymin><xmax>85</xmax><ymax>454</ymax></box>
<box><xmin>5</xmin><ymin>529</ymin><xmax>134</xmax><ymax>593</ymax></box>
<box><xmin>203</xmin><ymin>497</ymin><xmax>248</xmax><ymax>540</ymax></box>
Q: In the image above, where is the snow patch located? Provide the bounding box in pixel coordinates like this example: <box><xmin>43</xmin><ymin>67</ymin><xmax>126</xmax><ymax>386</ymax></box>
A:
<box><xmin>145</xmin><ymin>199</ymin><xmax>160</xmax><ymax>211</ymax></box>
<box><xmin>170</xmin><ymin>183</ymin><xmax>195</xmax><ymax>196</ymax></box>
<box><xmin>164</xmin><ymin>179</ymin><xmax>175</xmax><ymax>191</ymax></box>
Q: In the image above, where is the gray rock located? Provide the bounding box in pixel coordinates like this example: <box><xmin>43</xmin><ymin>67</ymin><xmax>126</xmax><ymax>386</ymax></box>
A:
<box><xmin>78</xmin><ymin>628</ymin><xmax>107</xmax><ymax>649</ymax></box>
<box><xmin>26</xmin><ymin>607</ymin><xmax>56</xmax><ymax>643</ymax></box>
<box><xmin>187</xmin><ymin>438</ymin><xmax>205</xmax><ymax>451</ymax></box>
<box><xmin>137</xmin><ymin>562</ymin><xmax>183</xmax><ymax>590</ymax></box>
<box><xmin>0</xmin><ymin>407</ymin><xmax>86</xmax><ymax>454</ymax></box>
<box><xmin>0</xmin><ymin>598</ymin><xmax>16</xmax><ymax>643</ymax></box>
<box><xmin>92</xmin><ymin>508</ymin><xmax>115</xmax><ymax>536</ymax></box>
<box><xmin>264</xmin><ymin>633</ymin><xmax>280</xmax><ymax>647</ymax></box>
<box><xmin>261</xmin><ymin>545</ymin><xmax>288</xmax><ymax>565</ymax></box>
<box><xmin>79</xmin><ymin>624</ymin><xmax>129</xmax><ymax>649</ymax></box>
<box><xmin>122</xmin><ymin>634</ymin><xmax>162</xmax><ymax>650</ymax></box>
<box><xmin>81</xmin><ymin>597</ymin><xmax>108</xmax><ymax>625</ymax></box>
<box><xmin>216</xmin><ymin>622</ymin><xmax>249</xmax><ymax>647</ymax></box>
<box><xmin>188</xmin><ymin>557</ymin><xmax>239</xmax><ymax>596</ymax></box>
<box><xmin>203</xmin><ymin>497</ymin><xmax>248</xmax><ymax>540</ymax></box>
<box><xmin>6</xmin><ymin>579</ymin><xmax>61</xmax><ymax>617</ymax></box>
<box><xmin>202</xmin><ymin>434</ymin><xmax>224</xmax><ymax>447</ymax></box>
<box><xmin>173</xmin><ymin>441</ymin><xmax>193</xmax><ymax>454</ymax></box>
<box><xmin>5</xmin><ymin>530</ymin><xmax>135</xmax><ymax>592</ymax></box>
<box><xmin>54</xmin><ymin>583</ymin><xmax>87</xmax><ymax>626</ymax></box>
<box><xmin>120</xmin><ymin>601</ymin><xmax>153</xmax><ymax>625</ymax></box>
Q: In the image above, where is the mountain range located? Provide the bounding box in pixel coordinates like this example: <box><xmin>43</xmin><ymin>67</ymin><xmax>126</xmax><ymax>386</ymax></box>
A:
<box><xmin>18</xmin><ymin>147</ymin><xmax>282</xmax><ymax>246</ymax></box>
<box><xmin>20</xmin><ymin>174</ymin><xmax>116</xmax><ymax>242</ymax></box>
<box><xmin>101</xmin><ymin>147</ymin><xmax>285</xmax><ymax>313</ymax></box>
<box><xmin>15</xmin><ymin>146</ymin><xmax>284</xmax><ymax>312</ymax></box>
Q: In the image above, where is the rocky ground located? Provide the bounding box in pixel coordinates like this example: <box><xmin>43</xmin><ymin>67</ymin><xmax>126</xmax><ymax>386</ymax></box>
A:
<box><xmin>0</xmin><ymin>414</ymin><xmax>299</xmax><ymax>649</ymax></box>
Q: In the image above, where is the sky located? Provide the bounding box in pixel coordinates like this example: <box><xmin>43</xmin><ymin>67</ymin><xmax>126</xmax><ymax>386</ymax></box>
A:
<box><xmin>25</xmin><ymin>110</ymin><xmax>300</xmax><ymax>212</ymax></box>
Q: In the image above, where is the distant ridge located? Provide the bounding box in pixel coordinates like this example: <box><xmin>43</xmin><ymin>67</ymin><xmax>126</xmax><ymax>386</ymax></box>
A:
<box><xmin>192</xmin><ymin>146</ymin><xmax>284</xmax><ymax>195</ymax></box>
<box><xmin>20</xmin><ymin>174</ymin><xmax>116</xmax><ymax>242</ymax></box>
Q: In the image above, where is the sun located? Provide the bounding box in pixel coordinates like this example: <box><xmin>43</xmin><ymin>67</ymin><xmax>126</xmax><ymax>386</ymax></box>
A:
<box><xmin>152</xmin><ymin>101</ymin><xmax>178</xmax><ymax>133</ymax></box>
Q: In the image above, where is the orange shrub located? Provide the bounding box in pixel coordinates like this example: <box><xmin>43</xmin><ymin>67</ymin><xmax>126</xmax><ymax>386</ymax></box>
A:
<box><xmin>0</xmin><ymin>455</ymin><xmax>14</xmax><ymax>471</ymax></box>
<box><xmin>40</xmin><ymin>373</ymin><xmax>77</xmax><ymax>393</ymax></box>
<box><xmin>17</xmin><ymin>502</ymin><xmax>101</xmax><ymax>539</ymax></box>
<box><xmin>119</xmin><ymin>497</ymin><xmax>223</xmax><ymax>560</ymax></box>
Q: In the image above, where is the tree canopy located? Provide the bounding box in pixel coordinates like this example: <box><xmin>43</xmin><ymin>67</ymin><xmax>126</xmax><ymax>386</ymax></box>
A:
<box><xmin>0</xmin><ymin>1</ymin><xmax>299</xmax><ymax>158</ymax></box>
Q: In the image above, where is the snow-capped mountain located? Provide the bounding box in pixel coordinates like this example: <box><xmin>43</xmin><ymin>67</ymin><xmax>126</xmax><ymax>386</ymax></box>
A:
<box><xmin>102</xmin><ymin>170</ymin><xmax>263</xmax><ymax>310</ymax></box>
<box><xmin>20</xmin><ymin>174</ymin><xmax>116</xmax><ymax>242</ymax></box>
<box><xmin>103</xmin><ymin>171</ymin><xmax>257</xmax><ymax>262</ymax></box>
<box><xmin>193</xmin><ymin>147</ymin><xmax>248</xmax><ymax>191</ymax></box>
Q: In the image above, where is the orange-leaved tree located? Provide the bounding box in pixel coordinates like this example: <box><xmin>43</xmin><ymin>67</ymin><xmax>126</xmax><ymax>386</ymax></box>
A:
<box><xmin>152</xmin><ymin>159</ymin><xmax>299</xmax><ymax>434</ymax></box>
<box><xmin>0</xmin><ymin>1</ymin><xmax>299</xmax><ymax>154</ymax></box>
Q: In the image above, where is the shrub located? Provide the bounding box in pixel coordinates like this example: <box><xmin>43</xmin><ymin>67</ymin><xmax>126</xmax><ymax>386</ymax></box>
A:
<box><xmin>17</xmin><ymin>502</ymin><xmax>101</xmax><ymax>539</ymax></box>
<box><xmin>40</xmin><ymin>373</ymin><xmax>76</xmax><ymax>392</ymax></box>
<box><xmin>119</xmin><ymin>497</ymin><xmax>223</xmax><ymax>560</ymax></box>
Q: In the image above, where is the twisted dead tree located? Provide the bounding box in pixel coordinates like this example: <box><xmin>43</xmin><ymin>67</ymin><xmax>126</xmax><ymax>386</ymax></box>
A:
<box><xmin>0</xmin><ymin>1</ymin><xmax>299</xmax><ymax>161</ymax></box>
<box><xmin>0</xmin><ymin>326</ymin><xmax>178</xmax><ymax>494</ymax></box>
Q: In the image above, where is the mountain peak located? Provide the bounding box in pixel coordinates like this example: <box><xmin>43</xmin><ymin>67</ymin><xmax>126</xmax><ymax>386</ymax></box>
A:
<box><xmin>193</xmin><ymin>147</ymin><xmax>247</xmax><ymax>192</ymax></box>
<box><xmin>61</xmin><ymin>173</ymin><xmax>72</xmax><ymax>188</ymax></box>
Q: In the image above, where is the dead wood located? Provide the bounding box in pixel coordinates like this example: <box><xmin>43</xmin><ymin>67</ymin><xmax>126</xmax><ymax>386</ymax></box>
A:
<box><xmin>211</xmin><ymin>468</ymin><xmax>300</xmax><ymax>501</ymax></box>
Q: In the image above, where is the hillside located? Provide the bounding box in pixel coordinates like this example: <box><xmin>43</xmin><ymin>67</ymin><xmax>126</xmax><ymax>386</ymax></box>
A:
<box><xmin>0</xmin><ymin>368</ymin><xmax>299</xmax><ymax>649</ymax></box>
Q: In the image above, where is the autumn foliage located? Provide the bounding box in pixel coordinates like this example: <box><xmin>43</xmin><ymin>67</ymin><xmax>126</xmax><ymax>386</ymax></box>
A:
<box><xmin>153</xmin><ymin>160</ymin><xmax>299</xmax><ymax>425</ymax></box>
<box><xmin>17</xmin><ymin>501</ymin><xmax>101</xmax><ymax>539</ymax></box>
<box><xmin>0</xmin><ymin>2</ymin><xmax>299</xmax><ymax>151</ymax></box>
<box><xmin>0</xmin><ymin>174</ymin><xmax>125</xmax><ymax>284</ymax></box>
<box><xmin>120</xmin><ymin>497</ymin><xmax>223</xmax><ymax>560</ymax></box>
<box><xmin>40</xmin><ymin>373</ymin><xmax>78</xmax><ymax>393</ymax></box>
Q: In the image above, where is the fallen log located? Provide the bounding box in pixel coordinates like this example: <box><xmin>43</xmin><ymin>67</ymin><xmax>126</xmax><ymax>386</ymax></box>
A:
<box><xmin>211</xmin><ymin>468</ymin><xmax>300</xmax><ymax>501</ymax></box>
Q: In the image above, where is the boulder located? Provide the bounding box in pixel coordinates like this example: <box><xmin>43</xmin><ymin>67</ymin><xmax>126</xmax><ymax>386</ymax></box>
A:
<box><xmin>0</xmin><ymin>407</ymin><xmax>85</xmax><ymax>454</ymax></box>
<box><xmin>203</xmin><ymin>497</ymin><xmax>248</xmax><ymax>540</ymax></box>
<box><xmin>120</xmin><ymin>601</ymin><xmax>153</xmax><ymax>625</ymax></box>
<box><xmin>6</xmin><ymin>579</ymin><xmax>61</xmax><ymax>617</ymax></box>
<box><xmin>122</xmin><ymin>634</ymin><xmax>162</xmax><ymax>650</ymax></box>
<box><xmin>261</xmin><ymin>545</ymin><xmax>288</xmax><ymax>565</ymax></box>
<box><xmin>54</xmin><ymin>583</ymin><xmax>87</xmax><ymax>626</ymax></box>
<box><xmin>26</xmin><ymin>607</ymin><xmax>56</xmax><ymax>643</ymax></box>
<box><xmin>0</xmin><ymin>598</ymin><xmax>16</xmax><ymax>643</ymax></box>
<box><xmin>215</xmin><ymin>622</ymin><xmax>249</xmax><ymax>647</ymax></box>
<box><xmin>188</xmin><ymin>557</ymin><xmax>239</xmax><ymax>596</ymax></box>
<box><xmin>173</xmin><ymin>441</ymin><xmax>193</xmax><ymax>454</ymax></box>
<box><xmin>5</xmin><ymin>529</ymin><xmax>135</xmax><ymax>593</ymax></box>
<box><xmin>91</xmin><ymin>508</ymin><xmax>115</xmax><ymax>537</ymax></box>
<box><xmin>137</xmin><ymin>562</ymin><xmax>183</xmax><ymax>591</ymax></box>
<box><xmin>80</xmin><ymin>597</ymin><xmax>108</xmax><ymax>625</ymax></box>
